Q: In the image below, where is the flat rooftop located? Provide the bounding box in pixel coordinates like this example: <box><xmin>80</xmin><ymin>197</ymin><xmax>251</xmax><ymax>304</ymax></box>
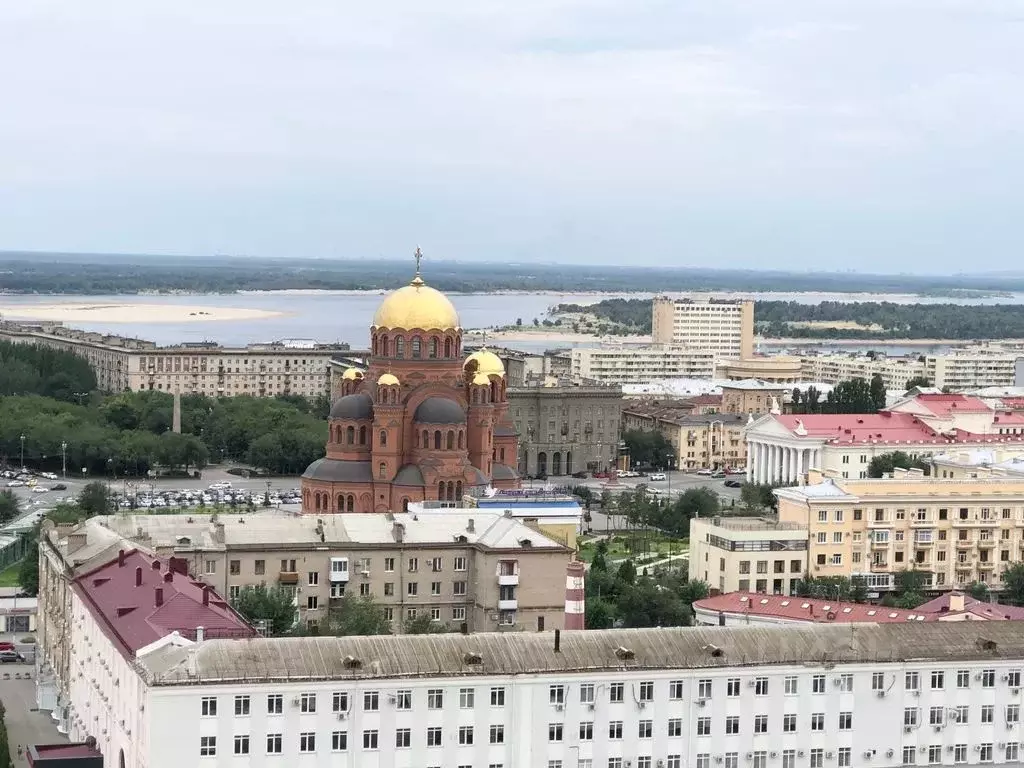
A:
<box><xmin>695</xmin><ymin>516</ymin><xmax>806</xmax><ymax>533</ymax></box>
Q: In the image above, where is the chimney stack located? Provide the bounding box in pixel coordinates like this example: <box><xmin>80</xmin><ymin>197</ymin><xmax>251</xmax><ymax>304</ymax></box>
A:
<box><xmin>202</xmin><ymin>586</ymin><xmax>210</xmax><ymax>606</ymax></box>
<box><xmin>563</xmin><ymin>559</ymin><xmax>586</xmax><ymax>630</ymax></box>
<box><xmin>196</xmin><ymin>626</ymin><xmax>205</xmax><ymax>642</ymax></box>
<box><xmin>467</xmin><ymin>518</ymin><xmax>475</xmax><ymax>533</ymax></box>
<box><xmin>117</xmin><ymin>549</ymin><xmax>125</xmax><ymax>567</ymax></box>
<box><xmin>155</xmin><ymin>587</ymin><xmax>164</xmax><ymax>607</ymax></box>
<box><xmin>950</xmin><ymin>592</ymin><xmax>966</xmax><ymax>613</ymax></box>
<box><xmin>135</xmin><ymin>566</ymin><xmax>143</xmax><ymax>587</ymax></box>
<box><xmin>554</xmin><ymin>628</ymin><xmax>561</xmax><ymax>653</ymax></box>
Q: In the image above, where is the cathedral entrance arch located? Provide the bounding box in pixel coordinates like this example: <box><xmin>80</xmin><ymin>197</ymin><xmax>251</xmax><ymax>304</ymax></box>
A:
<box><xmin>552</xmin><ymin>452</ymin><xmax>562</xmax><ymax>476</ymax></box>
<box><xmin>537</xmin><ymin>452</ymin><xmax>548</xmax><ymax>476</ymax></box>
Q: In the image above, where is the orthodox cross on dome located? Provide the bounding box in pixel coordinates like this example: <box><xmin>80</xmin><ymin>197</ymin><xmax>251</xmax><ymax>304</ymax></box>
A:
<box><xmin>411</xmin><ymin>246</ymin><xmax>425</xmax><ymax>286</ymax></box>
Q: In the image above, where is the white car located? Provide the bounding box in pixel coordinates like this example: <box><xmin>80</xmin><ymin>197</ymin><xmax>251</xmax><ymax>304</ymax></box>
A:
<box><xmin>6</xmin><ymin>480</ymin><xmax>24</xmax><ymax>487</ymax></box>
<box><xmin>696</xmin><ymin>468</ymin><xmax>713</xmax><ymax>476</ymax></box>
<box><xmin>648</xmin><ymin>472</ymin><xmax>667</xmax><ymax>481</ymax></box>
<box><xmin>32</xmin><ymin>486</ymin><xmax>49</xmax><ymax>494</ymax></box>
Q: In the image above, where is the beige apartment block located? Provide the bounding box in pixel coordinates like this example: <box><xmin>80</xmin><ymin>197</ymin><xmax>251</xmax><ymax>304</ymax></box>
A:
<box><xmin>689</xmin><ymin>516</ymin><xmax>808</xmax><ymax>595</ymax></box>
<box><xmin>622</xmin><ymin>406</ymin><xmax>748</xmax><ymax>471</ymax></box>
<box><xmin>77</xmin><ymin>511</ymin><xmax>573</xmax><ymax>633</ymax></box>
<box><xmin>651</xmin><ymin>296</ymin><xmax>754</xmax><ymax>359</ymax></box>
<box><xmin>776</xmin><ymin>470</ymin><xmax>1024</xmax><ymax>594</ymax></box>
<box><xmin>719</xmin><ymin>379</ymin><xmax>788</xmax><ymax>415</ymax></box>
<box><xmin>716</xmin><ymin>355</ymin><xmax>803</xmax><ymax>384</ymax></box>
<box><xmin>569</xmin><ymin>344</ymin><xmax>717</xmax><ymax>385</ymax></box>
<box><xmin>0</xmin><ymin>320</ymin><xmax>346</xmax><ymax>397</ymax></box>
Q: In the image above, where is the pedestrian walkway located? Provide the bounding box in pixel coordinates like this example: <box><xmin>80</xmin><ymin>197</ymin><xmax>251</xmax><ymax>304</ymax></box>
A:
<box><xmin>1</xmin><ymin>670</ymin><xmax>67</xmax><ymax>764</ymax></box>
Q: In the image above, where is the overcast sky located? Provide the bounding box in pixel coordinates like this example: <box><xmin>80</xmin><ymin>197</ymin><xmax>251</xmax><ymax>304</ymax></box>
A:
<box><xmin>1</xmin><ymin>1</ymin><xmax>1022</xmax><ymax>272</ymax></box>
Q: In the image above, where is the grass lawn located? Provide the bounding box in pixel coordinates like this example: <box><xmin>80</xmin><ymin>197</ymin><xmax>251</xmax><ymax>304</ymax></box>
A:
<box><xmin>578</xmin><ymin>533</ymin><xmax>688</xmax><ymax>563</ymax></box>
<box><xmin>0</xmin><ymin>561</ymin><xmax>21</xmax><ymax>588</ymax></box>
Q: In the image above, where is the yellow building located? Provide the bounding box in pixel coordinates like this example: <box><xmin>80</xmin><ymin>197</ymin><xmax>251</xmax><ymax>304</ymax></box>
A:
<box><xmin>689</xmin><ymin>516</ymin><xmax>808</xmax><ymax>595</ymax></box>
<box><xmin>716</xmin><ymin>355</ymin><xmax>803</xmax><ymax>384</ymax></box>
<box><xmin>776</xmin><ymin>469</ymin><xmax>1024</xmax><ymax>594</ymax></box>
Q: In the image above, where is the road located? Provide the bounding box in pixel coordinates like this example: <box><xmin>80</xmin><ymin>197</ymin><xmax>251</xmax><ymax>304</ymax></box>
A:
<box><xmin>0</xmin><ymin>667</ymin><xmax>67</xmax><ymax>762</ymax></box>
<box><xmin>538</xmin><ymin>470</ymin><xmax>746</xmax><ymax>505</ymax></box>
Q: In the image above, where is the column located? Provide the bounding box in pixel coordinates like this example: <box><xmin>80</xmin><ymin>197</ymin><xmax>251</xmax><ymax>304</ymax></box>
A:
<box><xmin>769</xmin><ymin>444</ymin><xmax>777</xmax><ymax>484</ymax></box>
<box><xmin>779</xmin><ymin>447</ymin><xmax>788</xmax><ymax>484</ymax></box>
<box><xmin>747</xmin><ymin>443</ymin><xmax>755</xmax><ymax>483</ymax></box>
<box><xmin>787</xmin><ymin>448</ymin><xmax>796</xmax><ymax>484</ymax></box>
<box><xmin>796</xmin><ymin>448</ymin><xmax>804</xmax><ymax>483</ymax></box>
<box><xmin>759</xmin><ymin>443</ymin><xmax>768</xmax><ymax>485</ymax></box>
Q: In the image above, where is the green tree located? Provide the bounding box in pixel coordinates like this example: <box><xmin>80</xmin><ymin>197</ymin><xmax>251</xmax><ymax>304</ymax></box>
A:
<box><xmin>585</xmin><ymin>597</ymin><xmax>616</xmax><ymax>629</ymax></box>
<box><xmin>793</xmin><ymin>575</ymin><xmax>865</xmax><ymax>601</ymax></box>
<box><xmin>869</xmin><ymin>373</ymin><xmax>887</xmax><ymax>411</ymax></box>
<box><xmin>231</xmin><ymin>585</ymin><xmax>296</xmax><ymax>635</ymax></box>
<box><xmin>740</xmin><ymin>482</ymin><xmax>780</xmax><ymax>511</ymax></box>
<box><xmin>404</xmin><ymin>614</ymin><xmax>454</xmax><ymax>634</ymax></box>
<box><xmin>966</xmin><ymin>581</ymin><xmax>991</xmax><ymax>602</ymax></box>
<box><xmin>590</xmin><ymin>540</ymin><xmax>609</xmax><ymax>572</ymax></box>
<box><xmin>823</xmin><ymin>377</ymin><xmax>878</xmax><ymax>414</ymax></box>
<box><xmin>621</xmin><ymin>429</ymin><xmax>674</xmax><ymax>469</ymax></box>
<box><xmin>868</xmin><ymin>451</ymin><xmax>930</xmax><ymax>478</ymax></box>
<box><xmin>0</xmin><ymin>700</ymin><xmax>13</xmax><ymax>768</ymax></box>
<box><xmin>18</xmin><ymin>548</ymin><xmax>39</xmax><ymax>596</ymax></box>
<box><xmin>1003</xmin><ymin>563</ymin><xmax>1024</xmax><ymax>606</ymax></box>
<box><xmin>678</xmin><ymin>579</ymin><xmax>710</xmax><ymax>605</ymax></box>
<box><xmin>327</xmin><ymin>595</ymin><xmax>392</xmax><ymax>636</ymax></box>
<box><xmin>905</xmin><ymin>375</ymin><xmax>931</xmax><ymax>390</ymax></box>
<box><xmin>616</xmin><ymin>559</ymin><xmax>637</xmax><ymax>586</ymax></box>
<box><xmin>0</xmin><ymin>490</ymin><xmax>20</xmax><ymax>525</ymax></box>
<box><xmin>77</xmin><ymin>481</ymin><xmax>113</xmax><ymax>516</ymax></box>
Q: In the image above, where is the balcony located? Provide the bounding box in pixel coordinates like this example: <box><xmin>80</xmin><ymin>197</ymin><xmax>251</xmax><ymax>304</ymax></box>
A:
<box><xmin>978</xmin><ymin>561</ymin><xmax>996</xmax><ymax>570</ymax></box>
<box><xmin>279</xmin><ymin>571</ymin><xmax>299</xmax><ymax>585</ymax></box>
<box><xmin>870</xmin><ymin>540</ymin><xmax>890</xmax><ymax>549</ymax></box>
<box><xmin>498</xmin><ymin>572</ymin><xmax>520</xmax><ymax>587</ymax></box>
<box><xmin>330</xmin><ymin>559</ymin><xmax>350</xmax><ymax>582</ymax></box>
<box><xmin>498</xmin><ymin>599</ymin><xmax>519</xmax><ymax>611</ymax></box>
<box><xmin>869</xmin><ymin>562</ymin><xmax>889</xmax><ymax>572</ymax></box>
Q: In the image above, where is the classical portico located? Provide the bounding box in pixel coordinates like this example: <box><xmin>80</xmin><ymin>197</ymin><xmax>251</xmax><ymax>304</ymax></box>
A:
<box><xmin>745</xmin><ymin>415</ymin><xmax>826</xmax><ymax>486</ymax></box>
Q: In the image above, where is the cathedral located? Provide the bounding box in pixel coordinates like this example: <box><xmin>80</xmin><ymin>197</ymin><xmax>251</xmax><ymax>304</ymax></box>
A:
<box><xmin>300</xmin><ymin>253</ymin><xmax>521</xmax><ymax>513</ymax></box>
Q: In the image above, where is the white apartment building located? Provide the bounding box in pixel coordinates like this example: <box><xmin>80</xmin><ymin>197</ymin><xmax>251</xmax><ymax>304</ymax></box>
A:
<box><xmin>56</xmin><ymin>610</ymin><xmax>1024</xmax><ymax>768</ymax></box>
<box><xmin>0</xmin><ymin>320</ymin><xmax>345</xmax><ymax>397</ymax></box>
<box><xmin>800</xmin><ymin>355</ymin><xmax>925</xmax><ymax>392</ymax></box>
<box><xmin>651</xmin><ymin>296</ymin><xmax>754</xmax><ymax>360</ymax></box>
<box><xmin>570</xmin><ymin>345</ymin><xmax>717</xmax><ymax>385</ymax></box>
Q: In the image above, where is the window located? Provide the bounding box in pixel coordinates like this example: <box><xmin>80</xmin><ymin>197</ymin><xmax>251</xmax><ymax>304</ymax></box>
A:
<box><xmin>872</xmin><ymin>672</ymin><xmax>885</xmax><ymax>691</ymax></box>
<box><xmin>490</xmin><ymin>686</ymin><xmax>506</xmax><ymax>706</ymax></box>
<box><xmin>956</xmin><ymin>669</ymin><xmax>969</xmax><ymax>688</ymax></box>
<box><xmin>754</xmin><ymin>714</ymin><xmax>767</xmax><ymax>734</ymax></box>
<box><xmin>812</xmin><ymin>674</ymin><xmax>825</xmax><ymax>693</ymax></box>
<box><xmin>234</xmin><ymin>695</ymin><xmax>250</xmax><ymax>716</ymax></box>
<box><xmin>549</xmin><ymin>684</ymin><xmax>566</xmax><ymax>704</ymax></box>
<box><xmin>452</xmin><ymin>606</ymin><xmax>466</xmax><ymax>621</ymax></box>
<box><xmin>407</xmin><ymin>582</ymin><xmax>418</xmax><ymax>596</ymax></box>
<box><xmin>579</xmin><ymin>722</ymin><xmax>593</xmax><ymax>741</ymax></box>
<box><xmin>394</xmin><ymin>689</ymin><xmax>411</xmax><ymax>710</ymax></box>
<box><xmin>754</xmin><ymin>676</ymin><xmax>768</xmax><ymax>696</ymax></box>
<box><xmin>229</xmin><ymin>559</ymin><xmax>240</xmax><ymax>575</ymax></box>
<box><xmin>580</xmin><ymin>683</ymin><xmax>595</xmax><ymax>703</ymax></box>
<box><xmin>931</xmin><ymin>670</ymin><xmax>944</xmax><ymax>690</ymax></box>
<box><xmin>725</xmin><ymin>716</ymin><xmax>740</xmax><ymax>734</ymax></box>
<box><xmin>928</xmin><ymin>745</ymin><xmax>942</xmax><ymax>764</ymax></box>
<box><xmin>839</xmin><ymin>711</ymin><xmax>852</xmax><ymax>730</ymax></box>
<box><xmin>233</xmin><ymin>735</ymin><xmax>249</xmax><ymax>755</ymax></box>
<box><xmin>308</xmin><ymin>571</ymin><xmax>319</xmax><ymax>586</ymax></box>
<box><xmin>837</xmin><ymin>673</ymin><xmax>853</xmax><ymax>692</ymax></box>
<box><xmin>363</xmin><ymin>730</ymin><xmax>379</xmax><ymax>750</ymax></box>
<box><xmin>669</xmin><ymin>680</ymin><xmax>683</xmax><ymax>699</ymax></box>
<box><xmin>306</xmin><ymin>595</ymin><xmax>319</xmax><ymax>610</ymax></box>
<box><xmin>610</xmin><ymin>682</ymin><xmax>624</xmax><ymax>702</ymax></box>
<box><xmin>1007</xmin><ymin>704</ymin><xmax>1020</xmax><ymax>724</ymax></box>
<box><xmin>548</xmin><ymin>723</ymin><xmax>563</xmax><ymax>742</ymax></box>
<box><xmin>1009</xmin><ymin>669</ymin><xmax>1022</xmax><ymax>688</ymax></box>
<box><xmin>204</xmin><ymin>559</ymin><xmax>216</xmax><ymax>574</ymax></box>
<box><xmin>727</xmin><ymin>678</ymin><xmax>740</xmax><ymax>697</ymax></box>
<box><xmin>784</xmin><ymin>675</ymin><xmax>798</xmax><ymax>695</ymax></box>
<box><xmin>981</xmin><ymin>704</ymin><xmax>994</xmax><ymax>724</ymax></box>
<box><xmin>267</xmin><ymin>694</ymin><xmax>283</xmax><ymax>714</ymax></box>
<box><xmin>300</xmin><ymin>692</ymin><xmax>316</xmax><ymax>713</ymax></box>
<box><xmin>384</xmin><ymin>557</ymin><xmax>395</xmax><ymax>572</ymax></box>
<box><xmin>904</xmin><ymin>708</ymin><xmax>919</xmax><ymax>727</ymax></box>
<box><xmin>696</xmin><ymin>757</ymin><xmax>710</xmax><ymax>768</ymax></box>
<box><xmin>299</xmin><ymin>733</ymin><xmax>316</xmax><ymax>753</ymax></box>
<box><xmin>363</xmin><ymin>691</ymin><xmax>379</xmax><ymax>711</ymax></box>
<box><xmin>608</xmin><ymin>721</ymin><xmax>623</xmax><ymax>739</ymax></box>
<box><xmin>668</xmin><ymin>718</ymin><xmax>682</xmax><ymax>737</ymax></box>
<box><xmin>266</xmin><ymin>734</ymin><xmax>282</xmax><ymax>755</ymax></box>
<box><xmin>331</xmin><ymin>731</ymin><xmax>347</xmax><ymax>751</ymax></box>
<box><xmin>1007</xmin><ymin>744</ymin><xmax>1020</xmax><ymax>762</ymax></box>
<box><xmin>408</xmin><ymin>557</ymin><xmax>418</xmax><ymax>572</ymax></box>
<box><xmin>697</xmin><ymin>717</ymin><xmax>711</xmax><ymax>736</ymax></box>
<box><xmin>454</xmin><ymin>556</ymin><xmax>467</xmax><ymax>571</ymax></box>
<box><xmin>838</xmin><ymin>748</ymin><xmax>851</xmax><ymax>768</ymax></box>
<box><xmin>332</xmin><ymin>692</ymin><xmax>349</xmax><ymax>712</ymax></box>
<box><xmin>982</xmin><ymin>669</ymin><xmax>996</xmax><ymax>687</ymax></box>
<box><xmin>810</xmin><ymin>749</ymin><xmax>823</xmax><ymax>768</ymax></box>
<box><xmin>953</xmin><ymin>705</ymin><xmax>968</xmax><ymax>724</ymax></box>
<box><xmin>453</xmin><ymin>580</ymin><xmax>467</xmax><ymax>596</ymax></box>
<box><xmin>638</xmin><ymin>681</ymin><xmax>654</xmax><ymax>701</ymax></box>
<box><xmin>428</xmin><ymin>689</ymin><xmax>444</xmax><ymax>709</ymax></box>
<box><xmin>929</xmin><ymin>706</ymin><xmax>943</xmax><ymax>726</ymax></box>
<box><xmin>199</xmin><ymin>737</ymin><xmax>216</xmax><ymax>757</ymax></box>
<box><xmin>201</xmin><ymin>696</ymin><xmax>217</xmax><ymax>716</ymax></box>
<box><xmin>458</xmin><ymin>726</ymin><xmax>474</xmax><ymax>745</ymax></box>
<box><xmin>954</xmin><ymin>745</ymin><xmax>967</xmax><ymax>764</ymax></box>
<box><xmin>431</xmin><ymin>581</ymin><xmax>441</xmax><ymax>595</ymax></box>
<box><xmin>906</xmin><ymin>671</ymin><xmax>920</xmax><ymax>690</ymax></box>
<box><xmin>490</xmin><ymin>725</ymin><xmax>505</xmax><ymax>744</ymax></box>
<box><xmin>395</xmin><ymin>729</ymin><xmax>410</xmax><ymax>748</ymax></box>
<box><xmin>460</xmin><ymin>687</ymin><xmax>475</xmax><ymax>708</ymax></box>
<box><xmin>782</xmin><ymin>751</ymin><xmax>796</xmax><ymax>768</ymax></box>
<box><xmin>811</xmin><ymin>713</ymin><xmax>825</xmax><ymax>731</ymax></box>
<box><xmin>902</xmin><ymin>747</ymin><xmax>916</xmax><ymax>766</ymax></box>
<box><xmin>698</xmin><ymin>678</ymin><xmax>712</xmax><ymax>698</ymax></box>
<box><xmin>783</xmin><ymin>714</ymin><xmax>796</xmax><ymax>732</ymax></box>
<box><xmin>427</xmin><ymin>727</ymin><xmax>442</xmax><ymax>747</ymax></box>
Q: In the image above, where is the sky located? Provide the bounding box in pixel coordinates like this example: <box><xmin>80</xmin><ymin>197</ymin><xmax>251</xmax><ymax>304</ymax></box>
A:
<box><xmin>1</xmin><ymin>0</ymin><xmax>1022</xmax><ymax>272</ymax></box>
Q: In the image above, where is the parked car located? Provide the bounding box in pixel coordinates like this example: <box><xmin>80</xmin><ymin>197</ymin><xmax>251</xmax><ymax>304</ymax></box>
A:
<box><xmin>51</xmin><ymin>483</ymin><xmax>67</xmax><ymax>491</ymax></box>
<box><xmin>0</xmin><ymin>650</ymin><xmax>26</xmax><ymax>663</ymax></box>
<box><xmin>571</xmin><ymin>471</ymin><xmax>588</xmax><ymax>479</ymax></box>
<box><xmin>32</xmin><ymin>486</ymin><xmax>49</xmax><ymax>493</ymax></box>
<box><xmin>696</xmin><ymin>468</ymin><xmax>713</xmax><ymax>476</ymax></box>
<box><xmin>711</xmin><ymin>471</ymin><xmax>726</xmax><ymax>479</ymax></box>
<box><xmin>0</xmin><ymin>641</ymin><xmax>15</xmax><ymax>652</ymax></box>
<box><xmin>724</xmin><ymin>479</ymin><xmax>743</xmax><ymax>488</ymax></box>
<box><xmin>6</xmin><ymin>480</ymin><xmax>24</xmax><ymax>487</ymax></box>
<box><xmin>648</xmin><ymin>472</ymin><xmax>667</xmax><ymax>481</ymax></box>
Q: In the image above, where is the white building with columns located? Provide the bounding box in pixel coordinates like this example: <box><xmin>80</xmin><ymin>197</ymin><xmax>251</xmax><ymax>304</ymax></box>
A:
<box><xmin>745</xmin><ymin>393</ymin><xmax>1024</xmax><ymax>485</ymax></box>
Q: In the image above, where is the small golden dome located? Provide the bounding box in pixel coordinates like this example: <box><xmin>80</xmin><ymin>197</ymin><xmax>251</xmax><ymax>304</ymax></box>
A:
<box><xmin>373</xmin><ymin>277</ymin><xmax>459</xmax><ymax>331</ymax></box>
<box><xmin>341</xmin><ymin>367</ymin><xmax>364</xmax><ymax>381</ymax></box>
<box><xmin>378</xmin><ymin>373</ymin><xmax>400</xmax><ymax>386</ymax></box>
<box><xmin>472</xmin><ymin>372</ymin><xmax>491</xmax><ymax>386</ymax></box>
<box><xmin>464</xmin><ymin>349</ymin><xmax>505</xmax><ymax>377</ymax></box>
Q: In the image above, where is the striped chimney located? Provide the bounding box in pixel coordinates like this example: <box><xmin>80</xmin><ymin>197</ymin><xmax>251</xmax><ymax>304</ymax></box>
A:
<box><xmin>563</xmin><ymin>559</ymin><xmax>586</xmax><ymax>630</ymax></box>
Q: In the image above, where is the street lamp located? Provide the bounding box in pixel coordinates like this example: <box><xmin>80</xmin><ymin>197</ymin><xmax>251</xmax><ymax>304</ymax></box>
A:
<box><xmin>19</xmin><ymin>433</ymin><xmax>25</xmax><ymax>470</ymax></box>
<box><xmin>61</xmin><ymin>441</ymin><xmax>67</xmax><ymax>479</ymax></box>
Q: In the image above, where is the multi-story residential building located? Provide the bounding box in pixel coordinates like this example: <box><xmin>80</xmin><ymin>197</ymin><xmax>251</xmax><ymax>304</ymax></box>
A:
<box><xmin>776</xmin><ymin>469</ymin><xmax>1024</xmax><ymax>593</ymax></box>
<box><xmin>651</xmin><ymin>296</ymin><xmax>754</xmax><ymax>359</ymax></box>
<box><xmin>0</xmin><ymin>320</ymin><xmax>347</xmax><ymax>397</ymax></box>
<box><xmin>716</xmin><ymin>355</ymin><xmax>803</xmax><ymax>384</ymax></box>
<box><xmin>43</xmin><ymin>570</ymin><xmax>1024</xmax><ymax>768</ymax></box>
<box><xmin>931</xmin><ymin>450</ymin><xmax>1024</xmax><ymax>480</ymax></box>
<box><xmin>569</xmin><ymin>344</ymin><xmax>717</xmax><ymax>385</ymax></box>
<box><xmin>623</xmin><ymin>405</ymin><xmax>749</xmax><ymax>471</ymax></box>
<box><xmin>50</xmin><ymin>510</ymin><xmax>572</xmax><ymax>636</ymax></box>
<box><xmin>744</xmin><ymin>393</ymin><xmax>1024</xmax><ymax>484</ymax></box>
<box><xmin>689</xmin><ymin>516</ymin><xmax>808</xmax><ymax>595</ymax></box>
<box><xmin>719</xmin><ymin>380</ymin><xmax>788</xmax><ymax>416</ymax></box>
<box><xmin>508</xmin><ymin>380</ymin><xmax>623</xmax><ymax>477</ymax></box>
<box><xmin>800</xmin><ymin>354</ymin><xmax>925</xmax><ymax>392</ymax></box>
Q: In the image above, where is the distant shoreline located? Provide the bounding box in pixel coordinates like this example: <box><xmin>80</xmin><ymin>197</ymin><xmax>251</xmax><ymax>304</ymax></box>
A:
<box><xmin>0</xmin><ymin>302</ymin><xmax>288</xmax><ymax>324</ymax></box>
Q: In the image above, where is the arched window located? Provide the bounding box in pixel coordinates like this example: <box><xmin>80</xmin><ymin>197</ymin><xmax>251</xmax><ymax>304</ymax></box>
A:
<box><xmin>438</xmin><ymin>481</ymin><xmax>445</xmax><ymax>500</ymax></box>
<box><xmin>430</xmin><ymin>338</ymin><xmax>439</xmax><ymax>359</ymax></box>
<box><xmin>422</xmin><ymin>430</ymin><xmax>429</xmax><ymax>448</ymax></box>
<box><xmin>434</xmin><ymin>430</ymin><xmax>442</xmax><ymax>450</ymax></box>
<box><xmin>456</xmin><ymin>481</ymin><xmax>463</xmax><ymax>498</ymax></box>
<box><xmin>346</xmin><ymin>426</ymin><xmax>355</xmax><ymax>444</ymax></box>
<box><xmin>347</xmin><ymin>495</ymin><xmax>354</xmax><ymax>512</ymax></box>
<box><xmin>500</xmin><ymin>447</ymin><xmax>505</xmax><ymax>462</ymax></box>
<box><xmin>446</xmin><ymin>430</ymin><xmax>454</xmax><ymax>450</ymax></box>
<box><xmin>444</xmin><ymin>337</ymin><xmax>452</xmax><ymax>357</ymax></box>
<box><xmin>411</xmin><ymin>336</ymin><xmax>421</xmax><ymax>358</ymax></box>
<box><xmin>378</xmin><ymin>462</ymin><xmax>387</xmax><ymax>479</ymax></box>
<box><xmin>471</xmin><ymin>390</ymin><xmax>478</xmax><ymax>405</ymax></box>
<box><xmin>315</xmin><ymin>493</ymin><xmax>322</xmax><ymax>512</ymax></box>
<box><xmin>337</xmin><ymin>494</ymin><xmax>344</xmax><ymax>510</ymax></box>
<box><xmin>380</xmin><ymin>335</ymin><xmax>389</xmax><ymax>356</ymax></box>
<box><xmin>395</xmin><ymin>336</ymin><xmax>405</xmax><ymax>357</ymax></box>
<box><xmin>458</xmin><ymin>431</ymin><xmax>464</xmax><ymax>449</ymax></box>
<box><xmin>402</xmin><ymin>498</ymin><xmax>410</xmax><ymax>512</ymax></box>
<box><xmin>359</xmin><ymin>426</ymin><xmax>367</xmax><ymax>445</ymax></box>
<box><xmin>490</xmin><ymin>381</ymin><xmax>498</xmax><ymax>402</ymax></box>
<box><xmin>447</xmin><ymin>481</ymin><xmax>455</xmax><ymax>500</ymax></box>
<box><xmin>372</xmin><ymin>336</ymin><xmax>378</xmax><ymax>355</ymax></box>
<box><xmin>379</xmin><ymin>429</ymin><xmax>388</xmax><ymax>447</ymax></box>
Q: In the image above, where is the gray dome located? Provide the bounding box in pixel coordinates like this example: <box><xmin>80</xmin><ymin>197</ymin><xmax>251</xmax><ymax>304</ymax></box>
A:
<box><xmin>301</xmin><ymin>458</ymin><xmax>373</xmax><ymax>483</ymax></box>
<box><xmin>414</xmin><ymin>397</ymin><xmax>466</xmax><ymax>424</ymax></box>
<box><xmin>329</xmin><ymin>393</ymin><xmax>373</xmax><ymax>420</ymax></box>
<box><xmin>492</xmin><ymin>464</ymin><xmax>519</xmax><ymax>481</ymax></box>
<box><xmin>393</xmin><ymin>464</ymin><xmax>426</xmax><ymax>487</ymax></box>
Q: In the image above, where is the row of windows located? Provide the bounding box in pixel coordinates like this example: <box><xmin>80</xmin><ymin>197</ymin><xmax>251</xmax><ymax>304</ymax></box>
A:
<box><xmin>221</xmin><ymin>555</ymin><xmax>471</xmax><ymax>578</ymax></box>
<box><xmin>201</xmin><ymin>687</ymin><xmax>511</xmax><ymax>717</ymax></box>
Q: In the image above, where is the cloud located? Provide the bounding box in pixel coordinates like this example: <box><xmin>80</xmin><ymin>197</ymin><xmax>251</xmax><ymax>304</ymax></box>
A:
<box><xmin>0</xmin><ymin>0</ymin><xmax>1022</xmax><ymax>271</ymax></box>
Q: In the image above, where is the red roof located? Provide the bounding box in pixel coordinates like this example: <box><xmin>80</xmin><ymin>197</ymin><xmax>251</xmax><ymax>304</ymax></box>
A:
<box><xmin>914</xmin><ymin>593</ymin><xmax>1024</xmax><ymax>621</ymax></box>
<box><xmin>911</xmin><ymin>393</ymin><xmax>992</xmax><ymax>416</ymax></box>
<box><xmin>689</xmin><ymin>394</ymin><xmax>723</xmax><ymax>405</ymax></box>
<box><xmin>72</xmin><ymin>549</ymin><xmax>255</xmax><ymax>657</ymax></box>
<box><xmin>775</xmin><ymin>412</ymin><xmax>944</xmax><ymax>445</ymax></box>
<box><xmin>695</xmin><ymin>592</ymin><xmax>936</xmax><ymax>624</ymax></box>
<box><xmin>999</xmin><ymin>397</ymin><xmax>1024</xmax><ymax>410</ymax></box>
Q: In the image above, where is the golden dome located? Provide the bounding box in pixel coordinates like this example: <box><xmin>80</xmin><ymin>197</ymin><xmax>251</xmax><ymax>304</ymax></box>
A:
<box><xmin>377</xmin><ymin>373</ymin><xmax>400</xmax><ymax>386</ymax></box>
<box><xmin>341</xmin><ymin>367</ymin><xmax>364</xmax><ymax>381</ymax></box>
<box><xmin>373</xmin><ymin>276</ymin><xmax>459</xmax><ymax>331</ymax></box>
<box><xmin>464</xmin><ymin>349</ymin><xmax>505</xmax><ymax>377</ymax></box>
<box><xmin>471</xmin><ymin>372</ymin><xmax>491</xmax><ymax>386</ymax></box>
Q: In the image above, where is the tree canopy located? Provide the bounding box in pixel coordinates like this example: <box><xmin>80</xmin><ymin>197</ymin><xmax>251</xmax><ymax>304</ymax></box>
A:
<box><xmin>231</xmin><ymin>585</ymin><xmax>297</xmax><ymax>635</ymax></box>
<box><xmin>868</xmin><ymin>451</ymin><xmax>931</xmax><ymax>478</ymax></box>
<box><xmin>621</xmin><ymin>429</ymin><xmax>674</xmax><ymax>469</ymax></box>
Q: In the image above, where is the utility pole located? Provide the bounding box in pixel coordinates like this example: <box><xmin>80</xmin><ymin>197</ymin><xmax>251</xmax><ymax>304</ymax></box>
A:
<box><xmin>61</xmin><ymin>441</ymin><xmax>67</xmax><ymax>479</ymax></box>
<box><xmin>20</xmin><ymin>433</ymin><xmax>25</xmax><ymax>470</ymax></box>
